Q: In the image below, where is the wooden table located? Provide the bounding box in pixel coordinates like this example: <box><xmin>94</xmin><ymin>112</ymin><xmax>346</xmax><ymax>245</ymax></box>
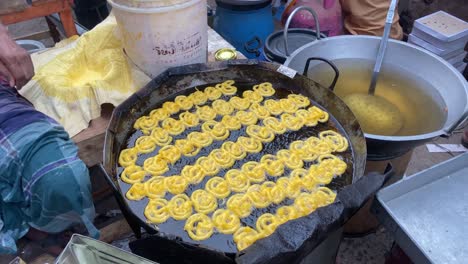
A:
<box><xmin>0</xmin><ymin>0</ymin><xmax>77</xmax><ymax>37</ymax></box>
<box><xmin>73</xmin><ymin>28</ymin><xmax>245</xmax><ymax>167</ymax></box>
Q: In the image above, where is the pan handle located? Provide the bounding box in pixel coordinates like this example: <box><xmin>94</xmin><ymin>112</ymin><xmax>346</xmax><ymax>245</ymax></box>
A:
<box><xmin>283</xmin><ymin>6</ymin><xmax>321</xmax><ymax>57</ymax></box>
<box><xmin>303</xmin><ymin>57</ymin><xmax>339</xmax><ymax>91</ymax></box>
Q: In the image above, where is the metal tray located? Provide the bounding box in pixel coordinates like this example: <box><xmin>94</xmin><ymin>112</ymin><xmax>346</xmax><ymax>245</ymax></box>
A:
<box><xmin>374</xmin><ymin>153</ymin><xmax>468</xmax><ymax>264</ymax></box>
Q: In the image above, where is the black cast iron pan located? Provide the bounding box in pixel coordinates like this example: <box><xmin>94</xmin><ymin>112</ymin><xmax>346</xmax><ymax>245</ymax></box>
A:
<box><xmin>102</xmin><ymin>60</ymin><xmax>367</xmax><ymax>256</ymax></box>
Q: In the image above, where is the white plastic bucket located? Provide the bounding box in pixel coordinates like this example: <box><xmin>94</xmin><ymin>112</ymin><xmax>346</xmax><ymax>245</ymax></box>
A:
<box><xmin>108</xmin><ymin>0</ymin><xmax>208</xmax><ymax>78</ymax></box>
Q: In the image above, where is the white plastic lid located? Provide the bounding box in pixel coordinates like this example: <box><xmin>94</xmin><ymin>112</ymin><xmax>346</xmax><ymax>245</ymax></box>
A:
<box><xmin>110</xmin><ymin>0</ymin><xmax>190</xmax><ymax>8</ymax></box>
<box><xmin>414</xmin><ymin>11</ymin><xmax>468</xmax><ymax>42</ymax></box>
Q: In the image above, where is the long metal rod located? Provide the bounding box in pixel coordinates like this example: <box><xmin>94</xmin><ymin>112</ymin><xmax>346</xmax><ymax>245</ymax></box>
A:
<box><xmin>368</xmin><ymin>0</ymin><xmax>398</xmax><ymax>95</ymax></box>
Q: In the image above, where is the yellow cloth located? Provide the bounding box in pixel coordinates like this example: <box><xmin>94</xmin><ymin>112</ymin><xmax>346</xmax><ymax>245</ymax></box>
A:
<box><xmin>340</xmin><ymin>0</ymin><xmax>403</xmax><ymax>40</ymax></box>
<box><xmin>20</xmin><ymin>15</ymin><xmax>151</xmax><ymax>137</ymax></box>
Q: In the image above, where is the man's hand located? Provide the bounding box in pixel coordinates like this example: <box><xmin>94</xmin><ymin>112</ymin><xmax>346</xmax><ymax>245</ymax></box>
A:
<box><xmin>0</xmin><ymin>24</ymin><xmax>34</xmax><ymax>89</ymax></box>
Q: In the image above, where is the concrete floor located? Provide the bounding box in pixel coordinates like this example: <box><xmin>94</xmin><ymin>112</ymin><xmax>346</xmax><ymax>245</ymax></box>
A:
<box><xmin>2</xmin><ymin>12</ymin><xmax>467</xmax><ymax>264</ymax></box>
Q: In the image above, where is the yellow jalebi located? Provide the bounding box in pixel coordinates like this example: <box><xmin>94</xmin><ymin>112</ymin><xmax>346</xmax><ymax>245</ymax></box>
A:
<box><xmin>256</xmin><ymin>213</ymin><xmax>279</xmax><ymax>238</ymax></box>
<box><xmin>238</xmin><ymin>136</ymin><xmax>263</xmax><ymax>153</ymax></box>
<box><xmin>253</xmin><ymin>82</ymin><xmax>275</xmax><ymax>97</ymax></box>
<box><xmin>250</xmin><ymin>102</ymin><xmax>270</xmax><ymax>119</ymax></box>
<box><xmin>212</xmin><ymin>209</ymin><xmax>241</xmax><ymax>234</ymax></box>
<box><xmin>161</xmin><ymin>118</ymin><xmax>185</xmax><ymax>135</ymax></box>
<box><xmin>210</xmin><ymin>149</ymin><xmax>235</xmax><ymax>168</ymax></box>
<box><xmin>280</xmin><ymin>113</ymin><xmax>304</xmax><ymax>131</ymax></box>
<box><xmin>188</xmin><ymin>131</ymin><xmax>213</xmax><ymax>147</ymax></box>
<box><xmin>165</xmin><ymin>176</ymin><xmax>188</xmax><ymax>195</ymax></box>
<box><xmin>149</xmin><ymin>108</ymin><xmax>169</xmax><ymax>122</ymax></box>
<box><xmin>143</xmin><ymin>156</ymin><xmax>168</xmax><ymax>175</ymax></box>
<box><xmin>119</xmin><ymin>148</ymin><xmax>137</xmax><ymax>167</ymax></box>
<box><xmin>229</xmin><ymin>96</ymin><xmax>251</xmax><ymax>110</ymax></box>
<box><xmin>175</xmin><ymin>139</ymin><xmax>200</xmax><ymax>157</ymax></box>
<box><xmin>201</xmin><ymin>121</ymin><xmax>230</xmax><ymax>140</ymax></box>
<box><xmin>246</xmin><ymin>185</ymin><xmax>270</xmax><ymax>208</ymax></box>
<box><xmin>134</xmin><ymin>116</ymin><xmax>158</xmax><ymax>134</ymax></box>
<box><xmin>179</xmin><ymin>111</ymin><xmax>199</xmax><ymax>127</ymax></box>
<box><xmin>190</xmin><ymin>90</ymin><xmax>208</xmax><ymax>105</ymax></box>
<box><xmin>145</xmin><ymin>198</ymin><xmax>170</xmax><ymax>224</ymax></box>
<box><xmin>243</xmin><ymin>90</ymin><xmax>263</xmax><ymax>103</ymax></box>
<box><xmin>151</xmin><ymin>128</ymin><xmax>173</xmax><ymax>146</ymax></box>
<box><xmin>121</xmin><ymin>165</ymin><xmax>146</xmax><ymax>184</ymax></box>
<box><xmin>205</xmin><ymin>177</ymin><xmax>231</xmax><ymax>198</ymax></box>
<box><xmin>288</xmin><ymin>94</ymin><xmax>310</xmax><ymax>108</ymax></box>
<box><xmin>196</xmin><ymin>156</ymin><xmax>220</xmax><ymax>176</ymax></box>
<box><xmin>181</xmin><ymin>165</ymin><xmax>205</xmax><ymax>184</ymax></box>
<box><xmin>126</xmin><ymin>182</ymin><xmax>146</xmax><ymax>200</ymax></box>
<box><xmin>279</xmin><ymin>98</ymin><xmax>298</xmax><ymax>114</ymax></box>
<box><xmin>135</xmin><ymin>136</ymin><xmax>157</xmax><ymax>154</ymax></box>
<box><xmin>219</xmin><ymin>80</ymin><xmax>237</xmax><ymax>95</ymax></box>
<box><xmin>227</xmin><ymin>194</ymin><xmax>252</xmax><ymax>218</ymax></box>
<box><xmin>319</xmin><ymin>130</ymin><xmax>349</xmax><ymax>152</ymax></box>
<box><xmin>184</xmin><ymin>213</ymin><xmax>214</xmax><ymax>241</ymax></box>
<box><xmin>158</xmin><ymin>145</ymin><xmax>181</xmax><ymax>164</ymax></box>
<box><xmin>241</xmin><ymin>161</ymin><xmax>265</xmax><ymax>183</ymax></box>
<box><xmin>246</xmin><ymin>125</ymin><xmax>275</xmax><ymax>143</ymax></box>
<box><xmin>264</xmin><ymin>99</ymin><xmax>283</xmax><ymax>115</ymax></box>
<box><xmin>162</xmin><ymin>101</ymin><xmax>180</xmax><ymax>115</ymax></box>
<box><xmin>191</xmin><ymin>190</ymin><xmax>218</xmax><ymax>214</ymax></box>
<box><xmin>260</xmin><ymin>155</ymin><xmax>284</xmax><ymax>177</ymax></box>
<box><xmin>276</xmin><ymin>206</ymin><xmax>298</xmax><ymax>224</ymax></box>
<box><xmin>145</xmin><ymin>176</ymin><xmax>167</xmax><ymax>198</ymax></box>
<box><xmin>221</xmin><ymin>115</ymin><xmax>242</xmax><ymax>130</ymax></box>
<box><xmin>261</xmin><ymin>181</ymin><xmax>285</xmax><ymax>204</ymax></box>
<box><xmin>204</xmin><ymin>86</ymin><xmax>222</xmax><ymax>100</ymax></box>
<box><xmin>276</xmin><ymin>150</ymin><xmax>304</xmax><ymax>169</ymax></box>
<box><xmin>221</xmin><ymin>141</ymin><xmax>246</xmax><ymax>160</ymax></box>
<box><xmin>225</xmin><ymin>169</ymin><xmax>250</xmax><ymax>192</ymax></box>
<box><xmin>233</xmin><ymin>227</ymin><xmax>259</xmax><ymax>251</ymax></box>
<box><xmin>168</xmin><ymin>194</ymin><xmax>193</xmax><ymax>220</ymax></box>
<box><xmin>174</xmin><ymin>95</ymin><xmax>194</xmax><ymax>111</ymax></box>
<box><xmin>236</xmin><ymin>111</ymin><xmax>258</xmax><ymax>125</ymax></box>
<box><xmin>212</xmin><ymin>99</ymin><xmax>234</xmax><ymax>116</ymax></box>
<box><xmin>263</xmin><ymin>117</ymin><xmax>287</xmax><ymax>134</ymax></box>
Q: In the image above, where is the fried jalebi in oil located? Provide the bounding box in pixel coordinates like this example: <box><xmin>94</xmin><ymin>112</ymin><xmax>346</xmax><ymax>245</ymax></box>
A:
<box><xmin>191</xmin><ymin>190</ymin><xmax>218</xmax><ymax>214</ymax></box>
<box><xmin>221</xmin><ymin>115</ymin><xmax>242</xmax><ymax>130</ymax></box>
<box><xmin>126</xmin><ymin>182</ymin><xmax>146</xmax><ymax>200</ymax></box>
<box><xmin>174</xmin><ymin>95</ymin><xmax>194</xmax><ymax>110</ymax></box>
<box><xmin>145</xmin><ymin>198</ymin><xmax>170</xmax><ymax>224</ymax></box>
<box><xmin>164</xmin><ymin>176</ymin><xmax>188</xmax><ymax>195</ymax></box>
<box><xmin>243</xmin><ymin>90</ymin><xmax>263</xmax><ymax>103</ymax></box>
<box><xmin>184</xmin><ymin>213</ymin><xmax>214</xmax><ymax>241</ymax></box>
<box><xmin>212</xmin><ymin>209</ymin><xmax>241</xmax><ymax>234</ymax></box>
<box><xmin>246</xmin><ymin>125</ymin><xmax>275</xmax><ymax>143</ymax></box>
<box><xmin>253</xmin><ymin>82</ymin><xmax>275</xmax><ymax>96</ymax></box>
<box><xmin>119</xmin><ymin>148</ymin><xmax>138</xmax><ymax>167</ymax></box>
<box><xmin>256</xmin><ymin>213</ymin><xmax>279</xmax><ymax>238</ymax></box>
<box><xmin>236</xmin><ymin>111</ymin><xmax>258</xmax><ymax>125</ymax></box>
<box><xmin>225</xmin><ymin>169</ymin><xmax>250</xmax><ymax>192</ymax></box>
<box><xmin>234</xmin><ymin>227</ymin><xmax>259</xmax><ymax>251</ymax></box>
<box><xmin>151</xmin><ymin>128</ymin><xmax>173</xmax><ymax>146</ymax></box>
<box><xmin>143</xmin><ymin>156</ymin><xmax>168</xmax><ymax>175</ymax></box>
<box><xmin>168</xmin><ymin>194</ymin><xmax>193</xmax><ymax>220</ymax></box>
<box><xmin>227</xmin><ymin>194</ymin><xmax>252</xmax><ymax>218</ymax></box>
<box><xmin>121</xmin><ymin>165</ymin><xmax>146</xmax><ymax>184</ymax></box>
<box><xmin>238</xmin><ymin>136</ymin><xmax>262</xmax><ymax>153</ymax></box>
<box><xmin>212</xmin><ymin>99</ymin><xmax>234</xmax><ymax>116</ymax></box>
<box><xmin>241</xmin><ymin>161</ymin><xmax>265</xmax><ymax>183</ymax></box>
<box><xmin>204</xmin><ymin>86</ymin><xmax>222</xmax><ymax>100</ymax></box>
<box><xmin>161</xmin><ymin>118</ymin><xmax>185</xmax><ymax>135</ymax></box>
<box><xmin>196</xmin><ymin>156</ymin><xmax>219</xmax><ymax>176</ymax></box>
<box><xmin>145</xmin><ymin>176</ymin><xmax>167</xmax><ymax>199</ymax></box>
<box><xmin>221</xmin><ymin>141</ymin><xmax>246</xmax><ymax>160</ymax></box>
<box><xmin>179</xmin><ymin>111</ymin><xmax>199</xmax><ymax>127</ymax></box>
<box><xmin>229</xmin><ymin>96</ymin><xmax>251</xmax><ymax>110</ymax></box>
<box><xmin>205</xmin><ymin>177</ymin><xmax>230</xmax><ymax>198</ymax></box>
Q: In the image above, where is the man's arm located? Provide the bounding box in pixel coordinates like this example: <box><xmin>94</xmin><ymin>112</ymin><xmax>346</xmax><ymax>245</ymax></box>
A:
<box><xmin>0</xmin><ymin>22</ymin><xmax>34</xmax><ymax>88</ymax></box>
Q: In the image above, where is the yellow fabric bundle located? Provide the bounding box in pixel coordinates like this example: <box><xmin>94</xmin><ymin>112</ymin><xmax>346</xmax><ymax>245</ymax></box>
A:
<box><xmin>20</xmin><ymin>15</ymin><xmax>151</xmax><ymax>137</ymax></box>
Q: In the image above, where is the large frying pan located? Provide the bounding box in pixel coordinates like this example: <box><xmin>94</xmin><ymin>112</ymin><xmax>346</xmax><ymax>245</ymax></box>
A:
<box><xmin>102</xmin><ymin>60</ymin><xmax>367</xmax><ymax>257</ymax></box>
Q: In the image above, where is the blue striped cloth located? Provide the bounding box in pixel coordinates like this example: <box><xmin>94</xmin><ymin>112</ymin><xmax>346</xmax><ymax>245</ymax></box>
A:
<box><xmin>0</xmin><ymin>84</ymin><xmax>98</xmax><ymax>254</ymax></box>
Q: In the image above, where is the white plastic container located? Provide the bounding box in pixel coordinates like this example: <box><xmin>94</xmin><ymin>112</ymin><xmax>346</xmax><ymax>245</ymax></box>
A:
<box><xmin>412</xmin><ymin>11</ymin><xmax>468</xmax><ymax>51</ymax></box>
<box><xmin>108</xmin><ymin>0</ymin><xmax>208</xmax><ymax>78</ymax></box>
<box><xmin>408</xmin><ymin>33</ymin><xmax>464</xmax><ymax>58</ymax></box>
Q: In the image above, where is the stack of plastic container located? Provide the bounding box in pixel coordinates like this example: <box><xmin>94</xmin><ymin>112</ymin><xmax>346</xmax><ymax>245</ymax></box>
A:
<box><xmin>408</xmin><ymin>11</ymin><xmax>467</xmax><ymax>73</ymax></box>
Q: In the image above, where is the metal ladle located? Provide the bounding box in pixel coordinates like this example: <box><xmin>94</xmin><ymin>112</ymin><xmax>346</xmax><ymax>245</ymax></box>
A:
<box><xmin>368</xmin><ymin>0</ymin><xmax>398</xmax><ymax>95</ymax></box>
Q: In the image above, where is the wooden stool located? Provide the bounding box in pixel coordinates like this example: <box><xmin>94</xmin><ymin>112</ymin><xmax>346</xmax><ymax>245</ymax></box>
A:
<box><xmin>0</xmin><ymin>0</ymin><xmax>77</xmax><ymax>38</ymax></box>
